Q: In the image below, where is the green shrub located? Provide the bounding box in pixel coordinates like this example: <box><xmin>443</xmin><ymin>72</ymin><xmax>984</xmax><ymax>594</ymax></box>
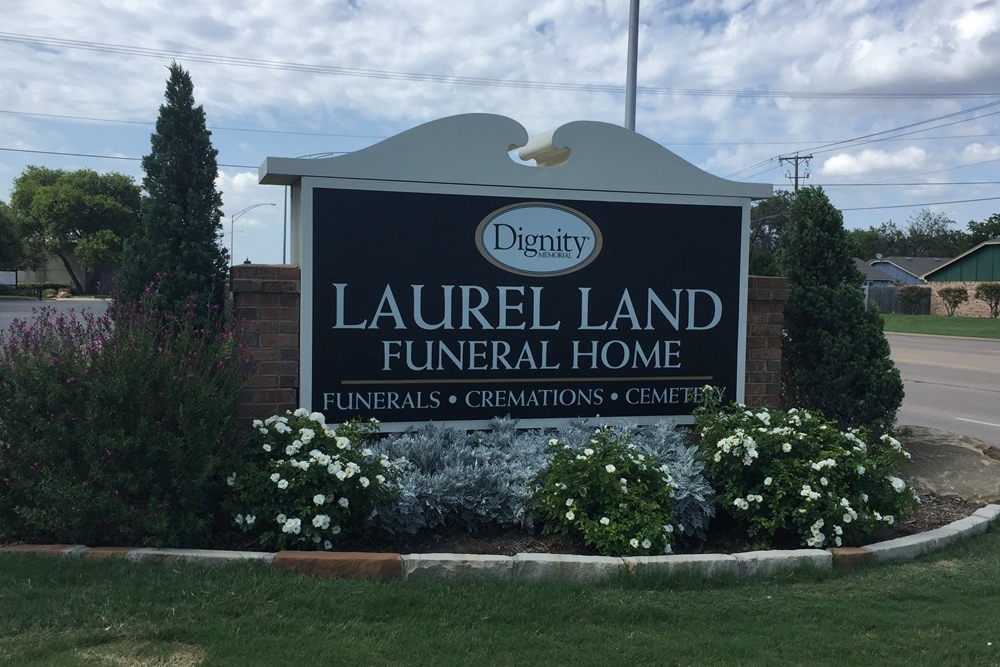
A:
<box><xmin>533</xmin><ymin>427</ymin><xmax>680</xmax><ymax>556</ymax></box>
<box><xmin>225</xmin><ymin>411</ymin><xmax>400</xmax><ymax>551</ymax></box>
<box><xmin>780</xmin><ymin>187</ymin><xmax>903</xmax><ymax>434</ymax></box>
<box><xmin>693</xmin><ymin>390</ymin><xmax>919</xmax><ymax>549</ymax></box>
<box><xmin>974</xmin><ymin>282</ymin><xmax>1000</xmax><ymax>318</ymax></box>
<box><xmin>0</xmin><ymin>288</ymin><xmax>249</xmax><ymax>546</ymax></box>
<box><xmin>896</xmin><ymin>285</ymin><xmax>931</xmax><ymax>314</ymax></box>
<box><xmin>937</xmin><ymin>286</ymin><xmax>969</xmax><ymax>316</ymax></box>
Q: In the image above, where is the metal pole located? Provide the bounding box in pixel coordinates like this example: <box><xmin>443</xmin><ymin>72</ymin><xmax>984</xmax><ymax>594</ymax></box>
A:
<box><xmin>230</xmin><ymin>202</ymin><xmax>276</xmax><ymax>267</ymax></box>
<box><xmin>282</xmin><ymin>186</ymin><xmax>289</xmax><ymax>264</ymax></box>
<box><xmin>625</xmin><ymin>0</ymin><xmax>640</xmax><ymax>131</ymax></box>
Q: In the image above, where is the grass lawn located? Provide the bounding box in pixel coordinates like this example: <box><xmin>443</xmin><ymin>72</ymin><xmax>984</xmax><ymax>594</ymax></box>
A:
<box><xmin>881</xmin><ymin>313</ymin><xmax>1000</xmax><ymax>339</ymax></box>
<box><xmin>2</xmin><ymin>529</ymin><xmax>1000</xmax><ymax>666</ymax></box>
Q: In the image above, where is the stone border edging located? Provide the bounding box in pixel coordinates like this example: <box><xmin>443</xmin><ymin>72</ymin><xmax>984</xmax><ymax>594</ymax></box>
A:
<box><xmin>3</xmin><ymin>504</ymin><xmax>997</xmax><ymax>583</ymax></box>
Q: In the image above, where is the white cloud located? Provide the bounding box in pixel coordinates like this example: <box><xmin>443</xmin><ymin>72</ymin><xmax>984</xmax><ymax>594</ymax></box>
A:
<box><xmin>820</xmin><ymin>147</ymin><xmax>928</xmax><ymax>177</ymax></box>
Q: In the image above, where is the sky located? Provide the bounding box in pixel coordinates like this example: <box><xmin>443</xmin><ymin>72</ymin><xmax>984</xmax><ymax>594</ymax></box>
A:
<box><xmin>2</xmin><ymin>0</ymin><xmax>999</xmax><ymax>265</ymax></box>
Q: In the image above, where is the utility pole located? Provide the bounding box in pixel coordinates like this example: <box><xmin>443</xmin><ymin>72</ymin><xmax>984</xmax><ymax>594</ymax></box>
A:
<box><xmin>624</xmin><ymin>0</ymin><xmax>639</xmax><ymax>130</ymax></box>
<box><xmin>779</xmin><ymin>154</ymin><xmax>812</xmax><ymax>191</ymax></box>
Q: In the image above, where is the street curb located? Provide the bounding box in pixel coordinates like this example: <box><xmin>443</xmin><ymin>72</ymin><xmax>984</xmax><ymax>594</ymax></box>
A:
<box><xmin>3</xmin><ymin>503</ymin><xmax>998</xmax><ymax>582</ymax></box>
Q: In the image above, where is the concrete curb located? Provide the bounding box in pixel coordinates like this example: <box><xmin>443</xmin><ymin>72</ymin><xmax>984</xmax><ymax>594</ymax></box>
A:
<box><xmin>3</xmin><ymin>503</ymin><xmax>998</xmax><ymax>583</ymax></box>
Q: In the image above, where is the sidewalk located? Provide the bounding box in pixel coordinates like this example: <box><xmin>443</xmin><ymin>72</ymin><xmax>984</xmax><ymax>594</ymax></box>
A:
<box><xmin>898</xmin><ymin>425</ymin><xmax>1000</xmax><ymax>504</ymax></box>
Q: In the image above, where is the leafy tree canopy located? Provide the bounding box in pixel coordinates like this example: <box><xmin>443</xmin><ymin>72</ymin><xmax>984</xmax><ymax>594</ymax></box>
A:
<box><xmin>7</xmin><ymin>166</ymin><xmax>140</xmax><ymax>292</ymax></box>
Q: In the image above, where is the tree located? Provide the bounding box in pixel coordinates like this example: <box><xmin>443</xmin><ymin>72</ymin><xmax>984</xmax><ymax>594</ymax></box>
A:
<box><xmin>846</xmin><ymin>220</ymin><xmax>904</xmax><ymax>260</ymax></box>
<box><xmin>965</xmin><ymin>213</ymin><xmax>1000</xmax><ymax>248</ymax></box>
<box><xmin>902</xmin><ymin>209</ymin><xmax>962</xmax><ymax>257</ymax></box>
<box><xmin>748</xmin><ymin>191</ymin><xmax>793</xmax><ymax>276</ymax></box>
<box><xmin>8</xmin><ymin>167</ymin><xmax>141</xmax><ymax>292</ymax></box>
<box><xmin>896</xmin><ymin>285</ymin><xmax>931</xmax><ymax>315</ymax></box>
<box><xmin>117</xmin><ymin>62</ymin><xmax>228</xmax><ymax>317</ymax></box>
<box><xmin>780</xmin><ymin>187</ymin><xmax>904</xmax><ymax>434</ymax></box>
<box><xmin>937</xmin><ymin>286</ymin><xmax>969</xmax><ymax>316</ymax></box>
<box><xmin>0</xmin><ymin>201</ymin><xmax>22</xmax><ymax>269</ymax></box>
<box><xmin>975</xmin><ymin>283</ymin><xmax>1000</xmax><ymax>319</ymax></box>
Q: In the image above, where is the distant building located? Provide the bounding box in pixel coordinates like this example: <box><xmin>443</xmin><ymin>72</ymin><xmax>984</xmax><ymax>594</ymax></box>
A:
<box><xmin>869</xmin><ymin>256</ymin><xmax>950</xmax><ymax>285</ymax></box>
<box><xmin>922</xmin><ymin>240</ymin><xmax>1000</xmax><ymax>317</ymax></box>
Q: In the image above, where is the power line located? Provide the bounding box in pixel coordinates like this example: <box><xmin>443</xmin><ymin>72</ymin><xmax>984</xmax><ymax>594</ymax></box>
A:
<box><xmin>2</xmin><ymin>31</ymin><xmax>998</xmax><ymax>100</ymax></box>
<box><xmin>840</xmin><ymin>196</ymin><xmax>1000</xmax><ymax>211</ymax></box>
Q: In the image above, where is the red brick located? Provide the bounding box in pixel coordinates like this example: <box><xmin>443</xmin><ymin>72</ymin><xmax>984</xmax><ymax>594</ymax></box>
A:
<box><xmin>254</xmin><ymin>389</ymin><xmax>297</xmax><ymax>404</ymax></box>
<box><xmin>827</xmin><ymin>547</ymin><xmax>874</xmax><ymax>571</ymax></box>
<box><xmin>259</xmin><ymin>333</ymin><xmax>299</xmax><ymax>349</ymax></box>
<box><xmin>258</xmin><ymin>307</ymin><xmax>298</xmax><ymax>321</ymax></box>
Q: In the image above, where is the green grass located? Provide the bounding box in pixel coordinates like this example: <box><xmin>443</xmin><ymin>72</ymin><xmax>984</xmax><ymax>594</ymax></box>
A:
<box><xmin>881</xmin><ymin>313</ymin><xmax>1000</xmax><ymax>339</ymax></box>
<box><xmin>3</xmin><ymin>530</ymin><xmax>1000</xmax><ymax>666</ymax></box>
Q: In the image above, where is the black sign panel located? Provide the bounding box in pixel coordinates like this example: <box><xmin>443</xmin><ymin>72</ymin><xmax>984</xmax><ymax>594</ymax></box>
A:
<box><xmin>311</xmin><ymin>188</ymin><xmax>742</xmax><ymax>425</ymax></box>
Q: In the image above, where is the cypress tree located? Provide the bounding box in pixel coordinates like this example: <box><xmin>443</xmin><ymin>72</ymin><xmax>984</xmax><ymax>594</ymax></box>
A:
<box><xmin>780</xmin><ymin>187</ymin><xmax>903</xmax><ymax>434</ymax></box>
<box><xmin>118</xmin><ymin>62</ymin><xmax>228</xmax><ymax>317</ymax></box>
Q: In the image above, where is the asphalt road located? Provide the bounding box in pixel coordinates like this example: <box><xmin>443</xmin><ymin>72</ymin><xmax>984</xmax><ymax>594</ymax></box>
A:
<box><xmin>888</xmin><ymin>333</ymin><xmax>1000</xmax><ymax>449</ymax></box>
<box><xmin>0</xmin><ymin>298</ymin><xmax>111</xmax><ymax>335</ymax></box>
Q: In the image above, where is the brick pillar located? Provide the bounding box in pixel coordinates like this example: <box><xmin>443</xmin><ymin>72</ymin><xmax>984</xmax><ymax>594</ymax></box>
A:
<box><xmin>745</xmin><ymin>276</ymin><xmax>788</xmax><ymax>408</ymax></box>
<box><xmin>230</xmin><ymin>265</ymin><xmax>301</xmax><ymax>421</ymax></box>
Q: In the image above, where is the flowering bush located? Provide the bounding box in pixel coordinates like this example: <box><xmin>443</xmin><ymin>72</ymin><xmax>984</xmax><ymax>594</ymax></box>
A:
<box><xmin>533</xmin><ymin>427</ymin><xmax>681</xmax><ymax>557</ymax></box>
<box><xmin>694</xmin><ymin>388</ymin><xmax>920</xmax><ymax>549</ymax></box>
<box><xmin>0</xmin><ymin>288</ymin><xmax>249</xmax><ymax>547</ymax></box>
<box><xmin>225</xmin><ymin>410</ymin><xmax>399</xmax><ymax>550</ymax></box>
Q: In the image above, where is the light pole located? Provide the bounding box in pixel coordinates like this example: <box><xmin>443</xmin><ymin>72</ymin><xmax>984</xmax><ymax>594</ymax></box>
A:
<box><xmin>230</xmin><ymin>203</ymin><xmax>276</xmax><ymax>267</ymax></box>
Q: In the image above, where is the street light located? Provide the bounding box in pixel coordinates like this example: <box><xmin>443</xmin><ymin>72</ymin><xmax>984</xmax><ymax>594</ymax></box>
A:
<box><xmin>230</xmin><ymin>203</ymin><xmax>276</xmax><ymax>267</ymax></box>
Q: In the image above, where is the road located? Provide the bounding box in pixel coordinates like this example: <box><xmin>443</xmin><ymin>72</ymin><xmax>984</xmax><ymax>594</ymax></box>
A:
<box><xmin>0</xmin><ymin>298</ymin><xmax>111</xmax><ymax>335</ymax></box>
<box><xmin>888</xmin><ymin>333</ymin><xmax>1000</xmax><ymax>449</ymax></box>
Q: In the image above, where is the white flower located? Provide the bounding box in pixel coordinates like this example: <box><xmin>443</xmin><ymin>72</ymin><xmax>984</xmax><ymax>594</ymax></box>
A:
<box><xmin>258</xmin><ymin>427</ymin><xmax>268</xmax><ymax>435</ymax></box>
<box><xmin>820</xmin><ymin>476</ymin><xmax>829</xmax><ymax>486</ymax></box>
<box><xmin>252</xmin><ymin>419</ymin><xmax>264</xmax><ymax>428</ymax></box>
<box><xmin>549</xmin><ymin>438</ymin><xmax>559</xmax><ymax>446</ymax></box>
<box><xmin>235</xmin><ymin>514</ymin><xmax>243</xmax><ymax>525</ymax></box>
<box><xmin>641</xmin><ymin>539</ymin><xmax>652</xmax><ymax>549</ymax></box>
<box><xmin>362</xmin><ymin>448</ymin><xmax>373</xmax><ymax>457</ymax></box>
<box><xmin>313</xmin><ymin>494</ymin><xmax>326</xmax><ymax>506</ymax></box>
<box><xmin>282</xmin><ymin>518</ymin><xmax>302</xmax><ymax>534</ymax></box>
<box><xmin>375</xmin><ymin>474</ymin><xmax>386</xmax><ymax>484</ymax></box>
<box><xmin>843</xmin><ymin>514</ymin><xmax>853</xmax><ymax>523</ymax></box>
<box><xmin>323</xmin><ymin>540</ymin><xmax>333</xmax><ymax>550</ymax></box>
<box><xmin>600</xmin><ymin>517</ymin><xmax>610</xmax><ymax>526</ymax></box>
<box><xmin>270</xmin><ymin>473</ymin><xmax>281</xmax><ymax>483</ymax></box>
<box><xmin>293</xmin><ymin>408</ymin><xmax>309</xmax><ymax>418</ymax></box>
<box><xmin>226</xmin><ymin>473</ymin><xmax>236</xmax><ymax>486</ymax></box>
<box><xmin>277</xmin><ymin>479</ymin><xmax>289</xmax><ymax>489</ymax></box>
<box><xmin>584</xmin><ymin>448</ymin><xmax>594</xmax><ymax>456</ymax></box>
<box><xmin>299</xmin><ymin>428</ymin><xmax>315</xmax><ymax>443</ymax></box>
<box><xmin>313</xmin><ymin>514</ymin><xmax>331</xmax><ymax>529</ymax></box>
<box><xmin>336</xmin><ymin>436</ymin><xmax>351</xmax><ymax>450</ymax></box>
<box><xmin>262</xmin><ymin>444</ymin><xmax>272</xmax><ymax>452</ymax></box>
<box><xmin>834</xmin><ymin>525</ymin><xmax>843</xmax><ymax>536</ymax></box>
<box><xmin>245</xmin><ymin>515</ymin><xmax>256</xmax><ymax>526</ymax></box>
<box><xmin>605</xmin><ymin>464</ymin><xmax>616</xmax><ymax>473</ymax></box>
<box><xmin>331</xmin><ymin>525</ymin><xmax>342</xmax><ymax>534</ymax></box>
<box><xmin>629</xmin><ymin>538</ymin><xmax>640</xmax><ymax>549</ymax></box>
<box><xmin>309</xmin><ymin>411</ymin><xmax>326</xmax><ymax>424</ymax></box>
<box><xmin>566</xmin><ymin>498</ymin><xmax>574</xmax><ymax>507</ymax></box>
<box><xmin>565</xmin><ymin>510</ymin><xmax>575</xmax><ymax>521</ymax></box>
<box><xmin>835</xmin><ymin>536</ymin><xmax>842</xmax><ymax>547</ymax></box>
<box><xmin>336</xmin><ymin>470</ymin><xmax>348</xmax><ymax>481</ymax></box>
<box><xmin>276</xmin><ymin>513</ymin><xmax>286</xmax><ymax>524</ymax></box>
<box><xmin>888</xmin><ymin>475</ymin><xmax>906</xmax><ymax>493</ymax></box>
<box><xmin>857</xmin><ymin>465</ymin><xmax>866</xmax><ymax>475</ymax></box>
<box><xmin>359</xmin><ymin>477</ymin><xmax>370</xmax><ymax>488</ymax></box>
<box><xmin>782</xmin><ymin>443</ymin><xmax>792</xmax><ymax>453</ymax></box>
<box><xmin>338</xmin><ymin>497</ymin><xmax>350</xmax><ymax>508</ymax></box>
<box><xmin>763</xmin><ymin>477</ymin><xmax>772</xmax><ymax>486</ymax></box>
<box><xmin>663</xmin><ymin>544</ymin><xmax>672</xmax><ymax>554</ymax></box>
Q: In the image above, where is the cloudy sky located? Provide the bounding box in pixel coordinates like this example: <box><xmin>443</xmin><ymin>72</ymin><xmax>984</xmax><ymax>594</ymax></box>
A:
<box><xmin>2</xmin><ymin>0</ymin><xmax>999</xmax><ymax>264</ymax></box>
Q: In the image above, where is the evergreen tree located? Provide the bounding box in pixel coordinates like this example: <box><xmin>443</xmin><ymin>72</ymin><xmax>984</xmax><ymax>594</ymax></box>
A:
<box><xmin>780</xmin><ymin>187</ymin><xmax>903</xmax><ymax>434</ymax></box>
<box><xmin>118</xmin><ymin>62</ymin><xmax>228</xmax><ymax>316</ymax></box>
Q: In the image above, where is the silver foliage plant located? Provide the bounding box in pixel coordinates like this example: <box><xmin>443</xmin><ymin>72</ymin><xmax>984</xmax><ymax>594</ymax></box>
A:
<box><xmin>370</xmin><ymin>417</ymin><xmax>714</xmax><ymax>542</ymax></box>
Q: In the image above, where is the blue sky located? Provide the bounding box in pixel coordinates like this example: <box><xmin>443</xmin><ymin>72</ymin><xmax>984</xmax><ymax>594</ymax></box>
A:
<box><xmin>2</xmin><ymin>0</ymin><xmax>999</xmax><ymax>264</ymax></box>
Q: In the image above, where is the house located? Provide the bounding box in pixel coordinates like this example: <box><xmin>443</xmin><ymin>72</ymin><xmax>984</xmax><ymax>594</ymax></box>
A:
<box><xmin>869</xmin><ymin>256</ymin><xmax>950</xmax><ymax>285</ymax></box>
<box><xmin>855</xmin><ymin>259</ymin><xmax>916</xmax><ymax>314</ymax></box>
<box><xmin>854</xmin><ymin>258</ymin><xmax>894</xmax><ymax>288</ymax></box>
<box><xmin>922</xmin><ymin>239</ymin><xmax>1000</xmax><ymax>317</ymax></box>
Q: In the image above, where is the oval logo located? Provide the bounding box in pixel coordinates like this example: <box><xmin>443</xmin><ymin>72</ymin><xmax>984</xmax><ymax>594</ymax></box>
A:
<box><xmin>476</xmin><ymin>203</ymin><xmax>603</xmax><ymax>277</ymax></box>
